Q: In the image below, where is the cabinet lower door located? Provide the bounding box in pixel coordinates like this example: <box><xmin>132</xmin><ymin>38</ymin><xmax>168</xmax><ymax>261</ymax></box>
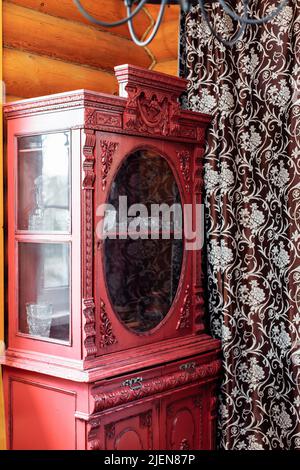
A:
<box><xmin>99</xmin><ymin>402</ymin><xmax>159</xmax><ymax>450</ymax></box>
<box><xmin>160</xmin><ymin>385</ymin><xmax>209</xmax><ymax>450</ymax></box>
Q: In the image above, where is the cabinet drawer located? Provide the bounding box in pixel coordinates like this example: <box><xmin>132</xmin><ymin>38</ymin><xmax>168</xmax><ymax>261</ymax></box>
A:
<box><xmin>163</xmin><ymin>354</ymin><xmax>221</xmax><ymax>386</ymax></box>
<box><xmin>90</xmin><ymin>367</ymin><xmax>163</xmax><ymax>414</ymax></box>
<box><xmin>89</xmin><ymin>356</ymin><xmax>221</xmax><ymax>414</ymax></box>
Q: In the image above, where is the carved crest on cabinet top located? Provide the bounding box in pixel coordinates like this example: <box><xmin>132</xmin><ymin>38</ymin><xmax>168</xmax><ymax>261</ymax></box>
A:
<box><xmin>82</xmin><ymin>88</ymin><xmax>208</xmax><ymax>142</ymax></box>
<box><xmin>123</xmin><ymin>86</ymin><xmax>181</xmax><ymax>137</ymax></box>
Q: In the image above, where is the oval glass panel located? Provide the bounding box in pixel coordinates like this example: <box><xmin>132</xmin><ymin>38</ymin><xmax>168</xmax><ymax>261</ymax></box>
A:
<box><xmin>103</xmin><ymin>149</ymin><xmax>184</xmax><ymax>333</ymax></box>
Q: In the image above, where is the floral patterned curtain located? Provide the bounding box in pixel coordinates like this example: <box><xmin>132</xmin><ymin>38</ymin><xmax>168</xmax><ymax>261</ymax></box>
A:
<box><xmin>180</xmin><ymin>0</ymin><xmax>300</xmax><ymax>449</ymax></box>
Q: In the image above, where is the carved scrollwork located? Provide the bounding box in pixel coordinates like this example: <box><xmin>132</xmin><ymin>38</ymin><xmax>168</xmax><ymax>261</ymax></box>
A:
<box><xmin>176</xmin><ymin>286</ymin><xmax>192</xmax><ymax>330</ymax></box>
<box><xmin>178</xmin><ymin>150</ymin><xmax>191</xmax><ymax>193</ymax></box>
<box><xmin>99</xmin><ymin>299</ymin><xmax>117</xmax><ymax>349</ymax></box>
<box><xmin>86</xmin><ymin>108</ymin><xmax>122</xmax><ymax>129</ymax></box>
<box><xmin>92</xmin><ymin>360</ymin><xmax>221</xmax><ymax>413</ymax></box>
<box><xmin>82</xmin><ymin>130</ymin><xmax>97</xmax><ymax>358</ymax></box>
<box><xmin>82</xmin><ymin>130</ymin><xmax>96</xmax><ymax>190</ymax></box>
<box><xmin>193</xmin><ymin>147</ymin><xmax>206</xmax><ymax>335</ymax></box>
<box><xmin>180</xmin><ymin>438</ymin><xmax>190</xmax><ymax>450</ymax></box>
<box><xmin>105</xmin><ymin>423</ymin><xmax>115</xmax><ymax>440</ymax></box>
<box><xmin>139</xmin><ymin>410</ymin><xmax>152</xmax><ymax>428</ymax></box>
<box><xmin>193</xmin><ymin>396</ymin><xmax>202</xmax><ymax>409</ymax></box>
<box><xmin>194</xmin><ymin>289</ymin><xmax>206</xmax><ymax>335</ymax></box>
<box><xmin>83</xmin><ymin>299</ymin><xmax>97</xmax><ymax>357</ymax></box>
<box><xmin>87</xmin><ymin>417</ymin><xmax>102</xmax><ymax>451</ymax></box>
<box><xmin>99</xmin><ymin>140</ymin><xmax>119</xmax><ymax>191</ymax></box>
<box><xmin>197</xmin><ymin>127</ymin><xmax>206</xmax><ymax>145</ymax></box>
<box><xmin>194</xmin><ymin>149</ymin><xmax>205</xmax><ymax>195</ymax></box>
<box><xmin>167</xmin><ymin>405</ymin><xmax>174</xmax><ymax>418</ymax></box>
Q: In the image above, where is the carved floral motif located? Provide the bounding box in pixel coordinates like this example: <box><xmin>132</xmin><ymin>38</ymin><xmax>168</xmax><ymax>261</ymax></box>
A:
<box><xmin>105</xmin><ymin>423</ymin><xmax>115</xmax><ymax>440</ymax></box>
<box><xmin>176</xmin><ymin>286</ymin><xmax>192</xmax><ymax>330</ymax></box>
<box><xmin>178</xmin><ymin>151</ymin><xmax>191</xmax><ymax>193</ymax></box>
<box><xmin>100</xmin><ymin>140</ymin><xmax>119</xmax><ymax>191</ymax></box>
<box><xmin>140</xmin><ymin>410</ymin><xmax>152</xmax><ymax>428</ymax></box>
<box><xmin>99</xmin><ymin>299</ymin><xmax>117</xmax><ymax>348</ymax></box>
<box><xmin>180</xmin><ymin>438</ymin><xmax>190</xmax><ymax>450</ymax></box>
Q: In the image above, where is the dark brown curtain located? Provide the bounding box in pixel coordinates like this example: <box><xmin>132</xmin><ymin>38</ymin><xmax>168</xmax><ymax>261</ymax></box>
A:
<box><xmin>180</xmin><ymin>0</ymin><xmax>300</xmax><ymax>449</ymax></box>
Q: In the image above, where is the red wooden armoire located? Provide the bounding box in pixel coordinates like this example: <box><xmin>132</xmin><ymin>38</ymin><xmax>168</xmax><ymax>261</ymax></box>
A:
<box><xmin>1</xmin><ymin>64</ymin><xmax>221</xmax><ymax>450</ymax></box>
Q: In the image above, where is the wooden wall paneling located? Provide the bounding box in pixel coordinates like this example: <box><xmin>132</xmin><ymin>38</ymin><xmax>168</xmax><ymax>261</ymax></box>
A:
<box><xmin>154</xmin><ymin>60</ymin><xmax>178</xmax><ymax>76</ymax></box>
<box><xmin>148</xmin><ymin>19</ymin><xmax>179</xmax><ymax>63</ymax></box>
<box><xmin>7</xmin><ymin>0</ymin><xmax>151</xmax><ymax>39</ymax></box>
<box><xmin>3</xmin><ymin>2</ymin><xmax>152</xmax><ymax>72</ymax></box>
<box><xmin>145</xmin><ymin>4</ymin><xmax>179</xmax><ymax>69</ymax></box>
<box><xmin>3</xmin><ymin>48</ymin><xmax>118</xmax><ymax>99</ymax></box>
<box><xmin>145</xmin><ymin>4</ymin><xmax>180</xmax><ymax>23</ymax></box>
<box><xmin>5</xmin><ymin>96</ymin><xmax>23</xmax><ymax>103</ymax></box>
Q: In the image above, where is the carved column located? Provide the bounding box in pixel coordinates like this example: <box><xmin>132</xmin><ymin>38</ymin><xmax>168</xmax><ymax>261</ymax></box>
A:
<box><xmin>193</xmin><ymin>144</ymin><xmax>206</xmax><ymax>334</ymax></box>
<box><xmin>82</xmin><ymin>129</ymin><xmax>97</xmax><ymax>358</ymax></box>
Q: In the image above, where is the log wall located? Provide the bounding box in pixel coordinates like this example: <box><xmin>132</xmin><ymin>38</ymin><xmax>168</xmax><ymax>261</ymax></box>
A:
<box><xmin>3</xmin><ymin>1</ymin><xmax>179</xmax><ymax>102</ymax></box>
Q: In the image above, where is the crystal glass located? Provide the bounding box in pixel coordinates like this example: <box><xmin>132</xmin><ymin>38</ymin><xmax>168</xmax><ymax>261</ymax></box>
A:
<box><xmin>26</xmin><ymin>303</ymin><xmax>53</xmax><ymax>338</ymax></box>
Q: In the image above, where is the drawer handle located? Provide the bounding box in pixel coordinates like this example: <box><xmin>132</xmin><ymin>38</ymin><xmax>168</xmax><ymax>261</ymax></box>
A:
<box><xmin>180</xmin><ymin>362</ymin><xmax>196</xmax><ymax>373</ymax></box>
<box><xmin>122</xmin><ymin>377</ymin><xmax>143</xmax><ymax>391</ymax></box>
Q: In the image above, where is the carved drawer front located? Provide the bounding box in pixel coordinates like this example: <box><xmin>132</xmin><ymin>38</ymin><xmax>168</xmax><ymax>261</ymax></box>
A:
<box><xmin>163</xmin><ymin>353</ymin><xmax>221</xmax><ymax>381</ymax></box>
<box><xmin>89</xmin><ymin>402</ymin><xmax>159</xmax><ymax>450</ymax></box>
<box><xmin>90</xmin><ymin>355</ymin><xmax>221</xmax><ymax>415</ymax></box>
<box><xmin>90</xmin><ymin>368</ymin><xmax>163</xmax><ymax>414</ymax></box>
<box><xmin>160</xmin><ymin>384</ymin><xmax>207</xmax><ymax>450</ymax></box>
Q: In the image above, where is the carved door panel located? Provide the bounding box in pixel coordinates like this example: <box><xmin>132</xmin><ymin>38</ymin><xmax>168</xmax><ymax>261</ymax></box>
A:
<box><xmin>94</xmin><ymin>130</ymin><xmax>195</xmax><ymax>356</ymax></box>
<box><xmin>160</xmin><ymin>385</ymin><xmax>207</xmax><ymax>450</ymax></box>
<box><xmin>99</xmin><ymin>402</ymin><xmax>159</xmax><ymax>450</ymax></box>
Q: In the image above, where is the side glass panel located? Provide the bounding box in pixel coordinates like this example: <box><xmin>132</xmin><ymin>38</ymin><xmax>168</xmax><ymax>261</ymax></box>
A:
<box><xmin>17</xmin><ymin>132</ymin><xmax>70</xmax><ymax>232</ymax></box>
<box><xmin>18</xmin><ymin>242</ymin><xmax>70</xmax><ymax>342</ymax></box>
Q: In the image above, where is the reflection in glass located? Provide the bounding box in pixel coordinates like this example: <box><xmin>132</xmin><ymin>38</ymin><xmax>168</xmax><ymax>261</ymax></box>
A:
<box><xmin>104</xmin><ymin>150</ymin><xmax>184</xmax><ymax>333</ymax></box>
<box><xmin>18</xmin><ymin>133</ymin><xmax>70</xmax><ymax>232</ymax></box>
<box><xmin>19</xmin><ymin>243</ymin><xmax>70</xmax><ymax>341</ymax></box>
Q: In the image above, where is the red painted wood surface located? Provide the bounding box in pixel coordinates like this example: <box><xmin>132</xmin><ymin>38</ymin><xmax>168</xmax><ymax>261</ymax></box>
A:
<box><xmin>2</xmin><ymin>65</ymin><xmax>221</xmax><ymax>450</ymax></box>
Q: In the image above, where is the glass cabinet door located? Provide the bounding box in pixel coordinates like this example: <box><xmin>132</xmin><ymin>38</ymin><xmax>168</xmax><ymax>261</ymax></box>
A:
<box><xmin>103</xmin><ymin>149</ymin><xmax>184</xmax><ymax>333</ymax></box>
<box><xmin>16</xmin><ymin>132</ymin><xmax>71</xmax><ymax>343</ymax></box>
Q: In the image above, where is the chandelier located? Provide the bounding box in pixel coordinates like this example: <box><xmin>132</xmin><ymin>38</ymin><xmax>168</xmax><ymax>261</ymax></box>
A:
<box><xmin>73</xmin><ymin>0</ymin><xmax>288</xmax><ymax>47</ymax></box>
